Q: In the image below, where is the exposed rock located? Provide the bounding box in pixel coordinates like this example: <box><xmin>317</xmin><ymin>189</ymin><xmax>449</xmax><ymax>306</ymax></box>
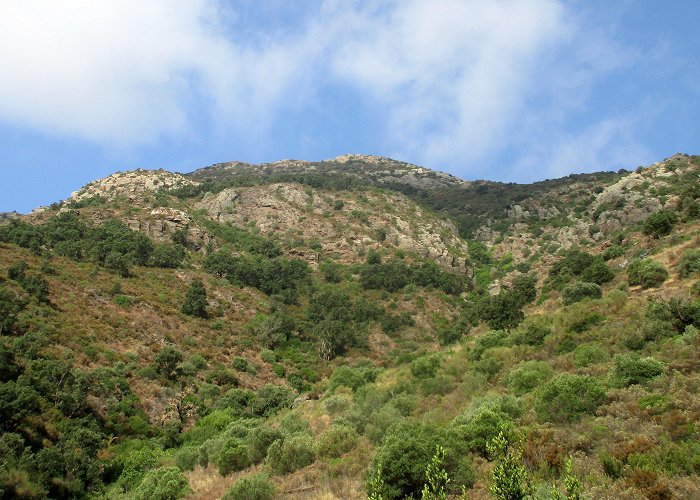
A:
<box><xmin>66</xmin><ymin>169</ymin><xmax>197</xmax><ymax>204</ymax></box>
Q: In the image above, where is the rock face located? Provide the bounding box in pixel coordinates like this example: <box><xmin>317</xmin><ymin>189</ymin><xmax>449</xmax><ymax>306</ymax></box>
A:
<box><xmin>195</xmin><ymin>182</ymin><xmax>469</xmax><ymax>269</ymax></box>
<box><xmin>66</xmin><ymin>169</ymin><xmax>197</xmax><ymax>204</ymax></box>
<box><xmin>0</xmin><ymin>211</ymin><xmax>20</xmax><ymax>222</ymax></box>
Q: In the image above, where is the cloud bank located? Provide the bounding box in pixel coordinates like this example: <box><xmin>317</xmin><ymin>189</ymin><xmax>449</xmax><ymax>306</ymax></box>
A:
<box><xmin>0</xmin><ymin>0</ymin><xmax>653</xmax><ymax>178</ymax></box>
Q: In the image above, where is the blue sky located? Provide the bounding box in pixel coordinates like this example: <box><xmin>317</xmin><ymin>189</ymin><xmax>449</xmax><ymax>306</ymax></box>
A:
<box><xmin>1</xmin><ymin>0</ymin><xmax>699</xmax><ymax>213</ymax></box>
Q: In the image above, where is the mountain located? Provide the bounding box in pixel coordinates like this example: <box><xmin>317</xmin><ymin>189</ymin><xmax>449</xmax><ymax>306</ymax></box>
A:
<box><xmin>1</xmin><ymin>153</ymin><xmax>699</xmax><ymax>499</ymax></box>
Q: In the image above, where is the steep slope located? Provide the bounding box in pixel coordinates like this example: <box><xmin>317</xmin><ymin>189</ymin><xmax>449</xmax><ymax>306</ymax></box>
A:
<box><xmin>0</xmin><ymin>153</ymin><xmax>698</xmax><ymax>499</ymax></box>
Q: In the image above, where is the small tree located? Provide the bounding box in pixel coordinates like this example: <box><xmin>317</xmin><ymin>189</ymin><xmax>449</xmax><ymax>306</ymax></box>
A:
<box><xmin>421</xmin><ymin>445</ymin><xmax>449</xmax><ymax>500</ymax></box>
<box><xmin>181</xmin><ymin>280</ymin><xmax>208</xmax><ymax>318</ymax></box>
<box><xmin>487</xmin><ymin>429</ymin><xmax>530</xmax><ymax>500</ymax></box>
<box><xmin>154</xmin><ymin>345</ymin><xmax>184</xmax><ymax>380</ymax></box>
<box><xmin>642</xmin><ymin>210</ymin><xmax>677</xmax><ymax>238</ymax></box>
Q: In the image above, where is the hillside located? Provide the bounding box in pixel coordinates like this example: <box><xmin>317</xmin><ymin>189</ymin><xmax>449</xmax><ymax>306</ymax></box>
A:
<box><xmin>0</xmin><ymin>153</ymin><xmax>699</xmax><ymax>499</ymax></box>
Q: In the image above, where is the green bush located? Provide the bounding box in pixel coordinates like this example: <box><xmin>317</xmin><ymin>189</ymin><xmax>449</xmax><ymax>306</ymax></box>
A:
<box><xmin>369</xmin><ymin>420</ymin><xmax>441</xmax><ymax>499</ymax></box>
<box><xmin>315</xmin><ymin>424</ymin><xmax>359</xmax><ymax>458</ymax></box>
<box><xmin>450</xmin><ymin>406</ymin><xmax>513</xmax><ymax>457</ymax></box>
<box><xmin>222</xmin><ymin>473</ymin><xmax>276</xmax><ymax>500</ymax></box>
<box><xmin>642</xmin><ymin>210</ymin><xmax>677</xmax><ymax>238</ymax></box>
<box><xmin>217</xmin><ymin>437</ymin><xmax>251</xmax><ymax>476</ymax></box>
<box><xmin>181</xmin><ymin>280</ymin><xmax>208</xmax><ymax>318</ymax></box>
<box><xmin>610</xmin><ymin>354</ymin><xmax>665</xmax><ymax>387</ymax></box>
<box><xmin>0</xmin><ymin>287</ymin><xmax>25</xmax><ymax>335</ymax></box>
<box><xmin>153</xmin><ymin>345</ymin><xmax>183</xmax><ymax>380</ymax></box>
<box><xmin>246</xmin><ymin>426</ymin><xmax>283</xmax><ymax>464</ymax></box>
<box><xmin>507</xmin><ymin>361</ymin><xmax>554</xmax><ymax>395</ymax></box>
<box><xmin>130</xmin><ymin>466</ymin><xmax>191</xmax><ymax>500</ymax></box>
<box><xmin>471</xmin><ymin>330</ymin><xmax>509</xmax><ymax>360</ymax></box>
<box><xmin>174</xmin><ymin>447</ymin><xmax>198</xmax><ymax>471</ymax></box>
<box><xmin>513</xmin><ymin>323</ymin><xmax>551</xmax><ymax>346</ymax></box>
<box><xmin>627</xmin><ymin>259</ymin><xmax>668</xmax><ymax>288</ymax></box>
<box><xmin>410</xmin><ymin>353</ymin><xmax>441</xmax><ymax>379</ymax></box>
<box><xmin>328</xmin><ymin>363</ymin><xmax>379</xmax><ymax>392</ymax></box>
<box><xmin>572</xmin><ymin>344</ymin><xmax>609</xmax><ymax>367</ymax></box>
<box><xmin>561</xmin><ymin>282</ymin><xmax>602</xmax><ymax>305</ymax></box>
<box><xmin>534</xmin><ymin>374</ymin><xmax>607</xmax><ymax>423</ymax></box>
<box><xmin>266</xmin><ymin>435</ymin><xmax>315</xmax><ymax>474</ymax></box>
<box><xmin>678</xmin><ymin>249</ymin><xmax>700</xmax><ymax>278</ymax></box>
<box><xmin>250</xmin><ymin>385</ymin><xmax>295</xmax><ymax>417</ymax></box>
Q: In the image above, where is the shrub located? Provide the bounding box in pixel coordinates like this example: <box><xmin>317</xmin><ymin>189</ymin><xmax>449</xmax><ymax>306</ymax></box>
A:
<box><xmin>513</xmin><ymin>323</ymin><xmax>550</xmax><ymax>346</ymax></box>
<box><xmin>0</xmin><ymin>287</ymin><xmax>25</xmax><ymax>335</ymax></box>
<box><xmin>266</xmin><ymin>435</ymin><xmax>315</xmax><ymax>474</ymax></box>
<box><xmin>627</xmin><ymin>259</ymin><xmax>668</xmax><ymax>288</ymax></box>
<box><xmin>534</xmin><ymin>374</ymin><xmax>607</xmax><ymax>423</ymax></box>
<box><xmin>678</xmin><ymin>249</ymin><xmax>700</xmax><ymax>278</ymax></box>
<box><xmin>130</xmin><ymin>466</ymin><xmax>191</xmax><ymax>500</ymax></box>
<box><xmin>561</xmin><ymin>282</ymin><xmax>602</xmax><ymax>305</ymax></box>
<box><xmin>181</xmin><ymin>280</ymin><xmax>208</xmax><ymax>318</ymax></box>
<box><xmin>580</xmin><ymin>260</ymin><xmax>615</xmax><ymax>285</ymax></box>
<box><xmin>329</xmin><ymin>363</ymin><xmax>379</xmax><ymax>392</ymax></box>
<box><xmin>246</xmin><ymin>426</ymin><xmax>283</xmax><ymax>464</ymax></box>
<box><xmin>174</xmin><ymin>447</ymin><xmax>198</xmax><ymax>471</ymax></box>
<box><xmin>471</xmin><ymin>330</ymin><xmax>509</xmax><ymax>360</ymax></box>
<box><xmin>572</xmin><ymin>344</ymin><xmax>609</xmax><ymax>367</ymax></box>
<box><xmin>153</xmin><ymin>345</ymin><xmax>183</xmax><ymax>380</ymax></box>
<box><xmin>217</xmin><ymin>438</ymin><xmax>251</xmax><ymax>475</ymax></box>
<box><xmin>643</xmin><ymin>210</ymin><xmax>677</xmax><ymax>238</ymax></box>
<box><xmin>450</xmin><ymin>406</ymin><xmax>513</xmax><ymax>457</ymax></box>
<box><xmin>222</xmin><ymin>473</ymin><xmax>276</xmax><ymax>500</ymax></box>
<box><xmin>250</xmin><ymin>385</ymin><xmax>295</xmax><ymax>417</ymax></box>
<box><xmin>410</xmin><ymin>353</ymin><xmax>441</xmax><ymax>379</ymax></box>
<box><xmin>315</xmin><ymin>424</ymin><xmax>359</xmax><ymax>458</ymax></box>
<box><xmin>21</xmin><ymin>274</ymin><xmax>49</xmax><ymax>303</ymax></box>
<box><xmin>610</xmin><ymin>354</ymin><xmax>665</xmax><ymax>387</ymax></box>
<box><xmin>7</xmin><ymin>260</ymin><xmax>27</xmax><ymax>281</ymax></box>
<box><xmin>507</xmin><ymin>361</ymin><xmax>554</xmax><ymax>395</ymax></box>
<box><xmin>369</xmin><ymin>420</ymin><xmax>442</xmax><ymax>499</ymax></box>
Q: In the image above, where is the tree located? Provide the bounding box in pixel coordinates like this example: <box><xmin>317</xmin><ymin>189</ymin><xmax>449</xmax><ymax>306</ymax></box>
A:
<box><xmin>153</xmin><ymin>345</ymin><xmax>184</xmax><ymax>380</ymax></box>
<box><xmin>487</xmin><ymin>430</ymin><xmax>530</xmax><ymax>500</ymax></box>
<box><xmin>0</xmin><ymin>287</ymin><xmax>25</xmax><ymax>335</ymax></box>
<box><xmin>643</xmin><ymin>210</ymin><xmax>677</xmax><ymax>238</ymax></box>
<box><xmin>181</xmin><ymin>280</ymin><xmax>207</xmax><ymax>318</ymax></box>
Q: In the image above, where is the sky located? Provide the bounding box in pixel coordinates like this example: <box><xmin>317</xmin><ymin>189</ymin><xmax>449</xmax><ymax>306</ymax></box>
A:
<box><xmin>1</xmin><ymin>1</ymin><xmax>699</xmax><ymax>213</ymax></box>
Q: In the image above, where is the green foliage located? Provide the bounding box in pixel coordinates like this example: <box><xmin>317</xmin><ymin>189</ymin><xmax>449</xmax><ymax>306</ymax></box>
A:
<box><xmin>471</xmin><ymin>330</ymin><xmax>509</xmax><ymax>360</ymax></box>
<box><xmin>534</xmin><ymin>374</ymin><xmax>607</xmax><ymax>423</ymax></box>
<box><xmin>153</xmin><ymin>345</ymin><xmax>184</xmax><ymax>380</ymax></box>
<box><xmin>319</xmin><ymin>260</ymin><xmax>343</xmax><ymax>282</ymax></box>
<box><xmin>572</xmin><ymin>343</ymin><xmax>609</xmax><ymax>367</ymax></box>
<box><xmin>610</xmin><ymin>354</ymin><xmax>665</xmax><ymax>387</ymax></box>
<box><xmin>130</xmin><ymin>466</ymin><xmax>191</xmax><ymax>500</ymax></box>
<box><xmin>315</xmin><ymin>424</ymin><xmax>359</xmax><ymax>458</ymax></box>
<box><xmin>507</xmin><ymin>361</ymin><xmax>554</xmax><ymax>395</ymax></box>
<box><xmin>547</xmin><ymin>250</ymin><xmax>614</xmax><ymax>290</ymax></box>
<box><xmin>482</xmin><ymin>276</ymin><xmax>537</xmax><ymax>330</ymax></box>
<box><xmin>513</xmin><ymin>323</ymin><xmax>550</xmax><ymax>346</ymax></box>
<box><xmin>222</xmin><ymin>473</ymin><xmax>276</xmax><ymax>500</ymax></box>
<box><xmin>450</xmin><ymin>405</ymin><xmax>514</xmax><ymax>457</ymax></box>
<box><xmin>421</xmin><ymin>445</ymin><xmax>449</xmax><ymax>500</ymax></box>
<box><xmin>642</xmin><ymin>210</ymin><xmax>677</xmax><ymax>238</ymax></box>
<box><xmin>0</xmin><ymin>286</ymin><xmax>25</xmax><ymax>335</ymax></box>
<box><xmin>329</xmin><ymin>363</ymin><xmax>380</xmax><ymax>392</ymax></box>
<box><xmin>266</xmin><ymin>435</ymin><xmax>315</xmax><ymax>474</ymax></box>
<box><xmin>627</xmin><ymin>259</ymin><xmax>668</xmax><ymax>288</ymax></box>
<box><xmin>181</xmin><ymin>280</ymin><xmax>208</xmax><ymax>317</ymax></box>
<box><xmin>369</xmin><ymin>420</ymin><xmax>442</xmax><ymax>499</ymax></box>
<box><xmin>561</xmin><ymin>282</ymin><xmax>602</xmax><ymax>305</ymax></box>
<box><xmin>7</xmin><ymin>260</ymin><xmax>27</xmax><ymax>281</ymax></box>
<box><xmin>678</xmin><ymin>249</ymin><xmax>700</xmax><ymax>278</ymax></box>
<box><xmin>251</xmin><ymin>384</ymin><xmax>295</xmax><ymax>417</ymax></box>
<box><xmin>204</xmin><ymin>250</ymin><xmax>310</xmax><ymax>298</ymax></box>
<box><xmin>360</xmin><ymin>260</ymin><xmax>466</xmax><ymax>295</ymax></box>
<box><xmin>488</xmin><ymin>430</ymin><xmax>530</xmax><ymax>500</ymax></box>
<box><xmin>411</xmin><ymin>353</ymin><xmax>441</xmax><ymax>379</ymax></box>
<box><xmin>150</xmin><ymin>244</ymin><xmax>185</xmax><ymax>268</ymax></box>
<box><xmin>217</xmin><ymin>438</ymin><xmax>251</xmax><ymax>475</ymax></box>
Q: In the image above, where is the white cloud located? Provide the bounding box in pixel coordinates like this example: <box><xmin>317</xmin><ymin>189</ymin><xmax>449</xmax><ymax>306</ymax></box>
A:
<box><xmin>0</xmin><ymin>0</ymin><xmax>647</xmax><ymax>180</ymax></box>
<box><xmin>0</xmin><ymin>0</ymin><xmax>315</xmax><ymax>144</ymax></box>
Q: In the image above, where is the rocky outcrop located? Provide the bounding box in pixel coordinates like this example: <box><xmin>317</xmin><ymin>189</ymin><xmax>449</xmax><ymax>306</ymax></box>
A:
<box><xmin>66</xmin><ymin>169</ymin><xmax>197</xmax><ymax>204</ymax></box>
<box><xmin>194</xmin><ymin>183</ymin><xmax>469</xmax><ymax>269</ymax></box>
